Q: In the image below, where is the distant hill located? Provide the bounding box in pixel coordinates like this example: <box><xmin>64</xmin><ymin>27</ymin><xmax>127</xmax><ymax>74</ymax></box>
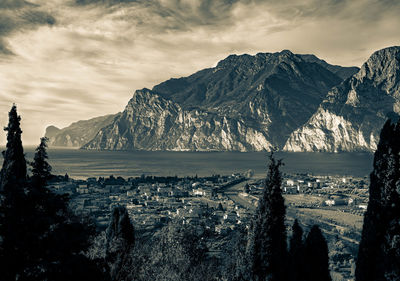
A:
<box><xmin>45</xmin><ymin>114</ymin><xmax>118</xmax><ymax>147</ymax></box>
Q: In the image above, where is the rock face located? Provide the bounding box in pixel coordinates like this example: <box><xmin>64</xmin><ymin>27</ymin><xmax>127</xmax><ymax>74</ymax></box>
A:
<box><xmin>284</xmin><ymin>46</ymin><xmax>400</xmax><ymax>152</ymax></box>
<box><xmin>45</xmin><ymin>126</ymin><xmax>61</xmax><ymax>139</ymax></box>
<box><xmin>82</xmin><ymin>50</ymin><xmax>357</xmax><ymax>151</ymax></box>
<box><xmin>82</xmin><ymin>89</ymin><xmax>273</xmax><ymax>151</ymax></box>
<box><xmin>47</xmin><ymin>49</ymin><xmax>362</xmax><ymax>151</ymax></box>
<box><xmin>45</xmin><ymin>114</ymin><xmax>118</xmax><ymax>147</ymax></box>
<box><xmin>152</xmin><ymin>50</ymin><xmax>356</xmax><ymax>148</ymax></box>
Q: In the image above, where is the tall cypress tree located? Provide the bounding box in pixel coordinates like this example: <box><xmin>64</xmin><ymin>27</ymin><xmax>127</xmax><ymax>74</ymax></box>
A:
<box><xmin>0</xmin><ymin>106</ymin><xmax>107</xmax><ymax>281</ymax></box>
<box><xmin>0</xmin><ymin>104</ymin><xmax>27</xmax><ymax>192</ymax></box>
<box><xmin>289</xmin><ymin>219</ymin><xmax>305</xmax><ymax>281</ymax></box>
<box><xmin>250</xmin><ymin>153</ymin><xmax>287</xmax><ymax>281</ymax></box>
<box><xmin>303</xmin><ymin>225</ymin><xmax>331</xmax><ymax>281</ymax></box>
<box><xmin>356</xmin><ymin>119</ymin><xmax>400</xmax><ymax>281</ymax></box>
<box><xmin>0</xmin><ymin>105</ymin><xmax>30</xmax><ymax>280</ymax></box>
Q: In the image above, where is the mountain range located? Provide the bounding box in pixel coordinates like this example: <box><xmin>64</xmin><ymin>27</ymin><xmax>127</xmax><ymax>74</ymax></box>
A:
<box><xmin>46</xmin><ymin>47</ymin><xmax>400</xmax><ymax>152</ymax></box>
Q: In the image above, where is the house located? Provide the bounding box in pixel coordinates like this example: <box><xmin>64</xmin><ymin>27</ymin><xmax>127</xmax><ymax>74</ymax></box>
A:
<box><xmin>223</xmin><ymin>211</ymin><xmax>238</xmax><ymax>224</ymax></box>
<box><xmin>284</xmin><ymin>186</ymin><xmax>298</xmax><ymax>194</ymax></box>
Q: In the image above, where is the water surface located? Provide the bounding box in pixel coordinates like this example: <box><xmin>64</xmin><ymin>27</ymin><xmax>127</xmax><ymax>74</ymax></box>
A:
<box><xmin>23</xmin><ymin>148</ymin><xmax>374</xmax><ymax>180</ymax></box>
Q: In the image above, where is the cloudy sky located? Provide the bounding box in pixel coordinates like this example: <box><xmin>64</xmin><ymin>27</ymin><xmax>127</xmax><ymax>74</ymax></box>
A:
<box><xmin>0</xmin><ymin>0</ymin><xmax>399</xmax><ymax>145</ymax></box>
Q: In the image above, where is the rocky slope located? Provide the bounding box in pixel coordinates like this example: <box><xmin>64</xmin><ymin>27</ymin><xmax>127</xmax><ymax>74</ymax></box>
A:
<box><xmin>151</xmin><ymin>50</ymin><xmax>356</xmax><ymax>148</ymax></box>
<box><xmin>45</xmin><ymin>114</ymin><xmax>118</xmax><ymax>147</ymax></box>
<box><xmin>82</xmin><ymin>89</ymin><xmax>272</xmax><ymax>151</ymax></box>
<box><xmin>284</xmin><ymin>46</ymin><xmax>400</xmax><ymax>152</ymax></box>
<box><xmin>47</xmin><ymin>50</ymin><xmax>359</xmax><ymax>151</ymax></box>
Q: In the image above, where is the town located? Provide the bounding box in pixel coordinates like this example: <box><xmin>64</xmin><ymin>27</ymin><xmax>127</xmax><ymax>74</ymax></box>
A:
<box><xmin>47</xmin><ymin>171</ymin><xmax>370</xmax><ymax>281</ymax></box>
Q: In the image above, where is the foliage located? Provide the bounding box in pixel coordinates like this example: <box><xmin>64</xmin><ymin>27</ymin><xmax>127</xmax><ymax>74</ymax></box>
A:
<box><xmin>105</xmin><ymin>206</ymin><xmax>135</xmax><ymax>281</ymax></box>
<box><xmin>138</xmin><ymin>220</ymin><xmax>210</xmax><ymax>281</ymax></box>
<box><xmin>356</xmin><ymin>119</ymin><xmax>400</xmax><ymax>281</ymax></box>
<box><xmin>303</xmin><ymin>225</ymin><xmax>332</xmax><ymax>281</ymax></box>
<box><xmin>0</xmin><ymin>105</ymin><xmax>107</xmax><ymax>281</ymax></box>
<box><xmin>30</xmin><ymin>137</ymin><xmax>52</xmax><ymax>187</ymax></box>
<box><xmin>249</xmin><ymin>153</ymin><xmax>288</xmax><ymax>281</ymax></box>
<box><xmin>288</xmin><ymin>219</ymin><xmax>305</xmax><ymax>281</ymax></box>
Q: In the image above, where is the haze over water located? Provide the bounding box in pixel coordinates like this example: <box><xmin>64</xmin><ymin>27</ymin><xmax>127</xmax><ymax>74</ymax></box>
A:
<box><xmin>23</xmin><ymin>148</ymin><xmax>374</xmax><ymax>180</ymax></box>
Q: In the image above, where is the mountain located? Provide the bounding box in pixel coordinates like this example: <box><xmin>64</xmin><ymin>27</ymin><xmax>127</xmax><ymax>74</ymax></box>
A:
<box><xmin>45</xmin><ymin>125</ymin><xmax>61</xmax><ymax>139</ymax></box>
<box><xmin>82</xmin><ymin>89</ymin><xmax>272</xmax><ymax>151</ymax></box>
<box><xmin>298</xmin><ymin>54</ymin><xmax>359</xmax><ymax>80</ymax></box>
<box><xmin>284</xmin><ymin>46</ymin><xmax>400</xmax><ymax>152</ymax></box>
<box><xmin>45</xmin><ymin>114</ymin><xmax>118</xmax><ymax>147</ymax></box>
<box><xmin>81</xmin><ymin>50</ymin><xmax>357</xmax><ymax>151</ymax></box>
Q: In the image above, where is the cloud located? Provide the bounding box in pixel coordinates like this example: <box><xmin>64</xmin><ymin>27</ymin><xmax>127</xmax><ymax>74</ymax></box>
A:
<box><xmin>0</xmin><ymin>0</ymin><xmax>55</xmax><ymax>54</ymax></box>
<box><xmin>0</xmin><ymin>0</ymin><xmax>399</xmax><ymax>145</ymax></box>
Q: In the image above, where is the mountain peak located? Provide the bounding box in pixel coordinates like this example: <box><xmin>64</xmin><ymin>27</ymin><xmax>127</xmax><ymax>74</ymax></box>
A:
<box><xmin>356</xmin><ymin>45</ymin><xmax>400</xmax><ymax>94</ymax></box>
<box><xmin>369</xmin><ymin>46</ymin><xmax>400</xmax><ymax>60</ymax></box>
<box><xmin>284</xmin><ymin>46</ymin><xmax>400</xmax><ymax>152</ymax></box>
<box><xmin>45</xmin><ymin>125</ymin><xmax>60</xmax><ymax>139</ymax></box>
<box><xmin>216</xmin><ymin>49</ymin><xmax>298</xmax><ymax>69</ymax></box>
<box><xmin>278</xmin><ymin>49</ymin><xmax>294</xmax><ymax>56</ymax></box>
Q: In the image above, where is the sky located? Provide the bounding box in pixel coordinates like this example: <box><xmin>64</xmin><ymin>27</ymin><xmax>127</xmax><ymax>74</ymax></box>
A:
<box><xmin>0</xmin><ymin>0</ymin><xmax>399</xmax><ymax>145</ymax></box>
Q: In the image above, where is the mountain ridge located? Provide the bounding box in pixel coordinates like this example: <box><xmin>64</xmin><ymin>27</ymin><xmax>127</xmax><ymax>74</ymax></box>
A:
<box><xmin>45</xmin><ymin>49</ymin><xmax>363</xmax><ymax>151</ymax></box>
<box><xmin>284</xmin><ymin>46</ymin><xmax>400</xmax><ymax>152</ymax></box>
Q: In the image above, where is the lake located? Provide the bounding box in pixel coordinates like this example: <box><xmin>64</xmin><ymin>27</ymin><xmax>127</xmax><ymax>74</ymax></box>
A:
<box><xmin>22</xmin><ymin>148</ymin><xmax>374</xmax><ymax>180</ymax></box>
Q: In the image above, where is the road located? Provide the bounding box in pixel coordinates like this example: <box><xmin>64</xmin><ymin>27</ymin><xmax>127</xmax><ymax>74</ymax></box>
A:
<box><xmin>223</xmin><ymin>179</ymin><xmax>360</xmax><ymax>246</ymax></box>
<box><xmin>224</xmin><ymin>180</ymin><xmax>256</xmax><ymax>211</ymax></box>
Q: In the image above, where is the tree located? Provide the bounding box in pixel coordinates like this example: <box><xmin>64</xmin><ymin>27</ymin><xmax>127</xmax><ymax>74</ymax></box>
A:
<box><xmin>0</xmin><ymin>106</ymin><xmax>107</xmax><ymax>280</ymax></box>
<box><xmin>289</xmin><ymin>219</ymin><xmax>305</xmax><ymax>281</ymax></box>
<box><xmin>145</xmin><ymin>219</ymin><xmax>209</xmax><ymax>281</ymax></box>
<box><xmin>249</xmin><ymin>153</ymin><xmax>287</xmax><ymax>281</ymax></box>
<box><xmin>0</xmin><ymin>105</ymin><xmax>27</xmax><ymax>193</ymax></box>
<box><xmin>222</xmin><ymin>225</ymin><xmax>252</xmax><ymax>281</ymax></box>
<box><xmin>356</xmin><ymin>119</ymin><xmax>400</xmax><ymax>281</ymax></box>
<box><xmin>0</xmin><ymin>105</ymin><xmax>29</xmax><ymax>280</ymax></box>
<box><xmin>105</xmin><ymin>206</ymin><xmax>135</xmax><ymax>281</ymax></box>
<box><xmin>303</xmin><ymin>225</ymin><xmax>331</xmax><ymax>281</ymax></box>
<box><xmin>31</xmin><ymin>137</ymin><xmax>52</xmax><ymax>187</ymax></box>
<box><xmin>244</xmin><ymin>183</ymin><xmax>250</xmax><ymax>193</ymax></box>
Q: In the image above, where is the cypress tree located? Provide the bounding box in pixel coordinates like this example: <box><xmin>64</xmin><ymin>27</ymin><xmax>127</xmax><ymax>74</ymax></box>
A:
<box><xmin>31</xmin><ymin>136</ymin><xmax>52</xmax><ymax>187</ymax></box>
<box><xmin>303</xmin><ymin>225</ymin><xmax>331</xmax><ymax>281</ymax></box>
<box><xmin>250</xmin><ymin>153</ymin><xmax>287</xmax><ymax>281</ymax></box>
<box><xmin>289</xmin><ymin>219</ymin><xmax>305</xmax><ymax>281</ymax></box>
<box><xmin>0</xmin><ymin>106</ymin><xmax>107</xmax><ymax>280</ymax></box>
<box><xmin>0</xmin><ymin>105</ymin><xmax>30</xmax><ymax>280</ymax></box>
<box><xmin>0</xmin><ymin>105</ymin><xmax>27</xmax><ymax>192</ymax></box>
<box><xmin>356</xmin><ymin>119</ymin><xmax>400</xmax><ymax>281</ymax></box>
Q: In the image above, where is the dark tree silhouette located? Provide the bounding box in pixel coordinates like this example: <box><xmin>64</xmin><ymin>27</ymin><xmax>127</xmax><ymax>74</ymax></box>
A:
<box><xmin>303</xmin><ymin>225</ymin><xmax>331</xmax><ymax>281</ymax></box>
<box><xmin>289</xmin><ymin>219</ymin><xmax>305</xmax><ymax>281</ymax></box>
<box><xmin>0</xmin><ymin>105</ymin><xmax>29</xmax><ymax>280</ymax></box>
<box><xmin>0</xmin><ymin>105</ymin><xmax>27</xmax><ymax>193</ymax></box>
<box><xmin>249</xmin><ymin>153</ymin><xmax>288</xmax><ymax>281</ymax></box>
<box><xmin>356</xmin><ymin>119</ymin><xmax>400</xmax><ymax>281</ymax></box>
<box><xmin>105</xmin><ymin>206</ymin><xmax>135</xmax><ymax>281</ymax></box>
<box><xmin>0</xmin><ymin>105</ymin><xmax>107</xmax><ymax>281</ymax></box>
<box><xmin>31</xmin><ymin>137</ymin><xmax>52</xmax><ymax>187</ymax></box>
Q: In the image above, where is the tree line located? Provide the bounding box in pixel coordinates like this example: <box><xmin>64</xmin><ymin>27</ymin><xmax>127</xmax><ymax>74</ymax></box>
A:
<box><xmin>0</xmin><ymin>105</ymin><xmax>399</xmax><ymax>281</ymax></box>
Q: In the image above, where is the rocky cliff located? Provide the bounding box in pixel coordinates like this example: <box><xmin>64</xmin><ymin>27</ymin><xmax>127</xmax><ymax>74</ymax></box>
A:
<box><xmin>151</xmin><ymin>50</ymin><xmax>356</xmax><ymax>149</ymax></box>
<box><xmin>284</xmin><ymin>46</ymin><xmax>400</xmax><ymax>152</ymax></box>
<box><xmin>46</xmin><ymin>49</ymin><xmax>361</xmax><ymax>151</ymax></box>
<box><xmin>45</xmin><ymin>114</ymin><xmax>118</xmax><ymax>147</ymax></box>
<box><xmin>82</xmin><ymin>89</ymin><xmax>272</xmax><ymax>151</ymax></box>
